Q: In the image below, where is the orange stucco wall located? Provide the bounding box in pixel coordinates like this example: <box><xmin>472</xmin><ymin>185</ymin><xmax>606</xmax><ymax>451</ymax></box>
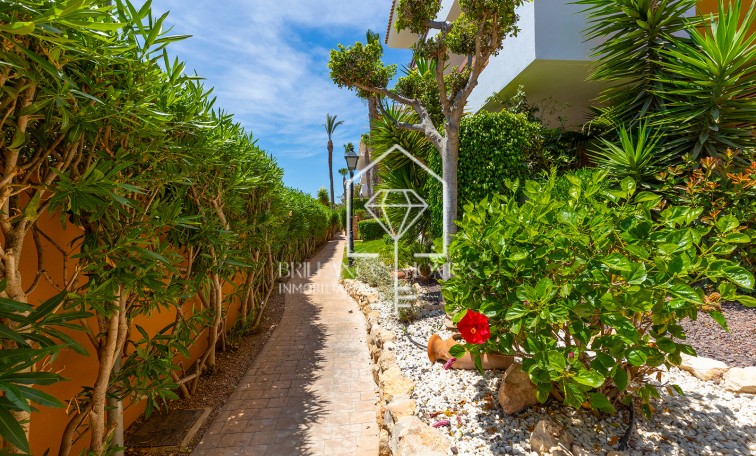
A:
<box><xmin>19</xmin><ymin>211</ymin><xmax>244</xmax><ymax>455</ymax></box>
<box><xmin>698</xmin><ymin>0</ymin><xmax>756</xmax><ymax>34</ymax></box>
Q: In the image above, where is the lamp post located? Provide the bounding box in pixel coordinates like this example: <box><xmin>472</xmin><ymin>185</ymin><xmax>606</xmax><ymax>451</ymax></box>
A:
<box><xmin>344</xmin><ymin>145</ymin><xmax>359</xmax><ymax>266</ymax></box>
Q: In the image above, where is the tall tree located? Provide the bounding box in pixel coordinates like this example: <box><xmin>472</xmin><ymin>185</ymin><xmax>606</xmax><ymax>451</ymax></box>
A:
<box><xmin>323</xmin><ymin>114</ymin><xmax>344</xmax><ymax>211</ymax></box>
<box><xmin>338</xmin><ymin>167</ymin><xmax>349</xmax><ymax>203</ymax></box>
<box><xmin>363</xmin><ymin>29</ymin><xmax>382</xmax><ymax>198</ymax></box>
<box><xmin>330</xmin><ymin>0</ymin><xmax>526</xmax><ymax>245</ymax></box>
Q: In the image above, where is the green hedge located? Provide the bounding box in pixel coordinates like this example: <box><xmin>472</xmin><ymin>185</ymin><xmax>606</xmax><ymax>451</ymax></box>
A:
<box><xmin>358</xmin><ymin>219</ymin><xmax>384</xmax><ymax>241</ymax></box>
<box><xmin>426</xmin><ymin>111</ymin><xmax>541</xmax><ymax>237</ymax></box>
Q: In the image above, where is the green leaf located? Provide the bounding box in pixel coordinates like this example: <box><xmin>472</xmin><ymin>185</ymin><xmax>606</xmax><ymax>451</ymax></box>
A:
<box><xmin>708</xmin><ymin>311</ymin><xmax>729</xmax><ymax>332</ymax></box>
<box><xmin>0</xmin><ymin>22</ymin><xmax>35</xmax><ymax>35</ymax></box>
<box><xmin>448</xmin><ymin>344</ymin><xmax>467</xmax><ymax>358</ymax></box>
<box><xmin>574</xmin><ymin>370</ymin><xmax>605</xmax><ymax>388</ymax></box>
<box><xmin>0</xmin><ymin>406</ymin><xmax>29</xmax><ymax>453</ymax></box>
<box><xmin>588</xmin><ymin>392</ymin><xmax>616</xmax><ymax>413</ymax></box>
<box><xmin>547</xmin><ymin>350</ymin><xmax>566</xmax><ymax>372</ymax></box>
<box><xmin>613</xmin><ymin>368</ymin><xmax>629</xmax><ymax>391</ymax></box>
<box><xmin>655</xmin><ymin>337</ymin><xmax>677</xmax><ymax>353</ymax></box>
<box><xmin>620</xmin><ymin>177</ymin><xmax>636</xmax><ymax>196</ymax></box>
<box><xmin>668</xmin><ymin>284</ymin><xmax>701</xmax><ymax>303</ymax></box>
<box><xmin>602</xmin><ymin>253</ymin><xmax>633</xmax><ymax>272</ymax></box>
<box><xmin>736</xmin><ymin>295</ymin><xmax>756</xmax><ymax>308</ymax></box>
<box><xmin>14</xmin><ymin>385</ymin><xmax>62</xmax><ymax>408</ymax></box>
<box><xmin>716</xmin><ymin>215</ymin><xmax>739</xmax><ymax>233</ymax></box>
<box><xmin>626</xmin><ymin>349</ymin><xmax>648</xmax><ymax>366</ymax></box>
<box><xmin>723</xmin><ymin>266</ymin><xmax>754</xmax><ymax>290</ymax></box>
<box><xmin>723</xmin><ymin>233</ymin><xmax>751</xmax><ymax>244</ymax></box>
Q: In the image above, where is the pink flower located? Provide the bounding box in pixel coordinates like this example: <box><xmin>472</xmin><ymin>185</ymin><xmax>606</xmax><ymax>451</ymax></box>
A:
<box><xmin>443</xmin><ymin>358</ymin><xmax>457</xmax><ymax>370</ymax></box>
<box><xmin>432</xmin><ymin>419</ymin><xmax>451</xmax><ymax>428</ymax></box>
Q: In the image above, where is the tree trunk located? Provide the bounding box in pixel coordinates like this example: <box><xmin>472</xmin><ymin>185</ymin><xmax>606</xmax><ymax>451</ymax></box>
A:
<box><xmin>367</xmin><ymin>96</ymin><xmax>380</xmax><ymax>197</ymax></box>
<box><xmin>327</xmin><ymin>140</ymin><xmax>335</xmax><ymax>211</ymax></box>
<box><xmin>2</xmin><ymin>231</ymin><xmax>30</xmax><ymax>454</ymax></box>
<box><xmin>441</xmin><ymin>124</ymin><xmax>459</xmax><ymax>249</ymax></box>
<box><xmin>89</xmin><ymin>289</ymin><xmax>128</xmax><ymax>455</ymax></box>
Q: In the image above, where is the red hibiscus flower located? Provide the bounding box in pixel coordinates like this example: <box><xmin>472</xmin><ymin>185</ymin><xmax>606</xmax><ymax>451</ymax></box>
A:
<box><xmin>457</xmin><ymin>310</ymin><xmax>491</xmax><ymax>344</ymax></box>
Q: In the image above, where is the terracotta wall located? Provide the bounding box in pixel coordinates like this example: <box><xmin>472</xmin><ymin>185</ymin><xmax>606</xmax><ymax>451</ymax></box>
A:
<box><xmin>698</xmin><ymin>0</ymin><xmax>756</xmax><ymax>34</ymax></box>
<box><xmin>20</xmin><ymin>212</ymin><xmax>243</xmax><ymax>455</ymax></box>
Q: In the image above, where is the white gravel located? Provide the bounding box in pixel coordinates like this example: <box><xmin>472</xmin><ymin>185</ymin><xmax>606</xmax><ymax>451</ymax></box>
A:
<box><xmin>358</xmin><ymin>281</ymin><xmax>756</xmax><ymax>456</ymax></box>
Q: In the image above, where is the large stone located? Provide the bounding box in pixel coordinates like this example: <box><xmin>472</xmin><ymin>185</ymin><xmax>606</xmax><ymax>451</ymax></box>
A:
<box><xmin>380</xmin><ymin>366</ymin><xmax>415</xmax><ymax>401</ymax></box>
<box><xmin>723</xmin><ymin>367</ymin><xmax>756</xmax><ymax>394</ymax></box>
<box><xmin>392</xmin><ymin>416</ymin><xmax>451</xmax><ymax>456</ymax></box>
<box><xmin>379</xmin><ymin>428</ymin><xmax>391</xmax><ymax>456</ymax></box>
<box><xmin>679</xmin><ymin>354</ymin><xmax>729</xmax><ymax>381</ymax></box>
<box><xmin>384</xmin><ymin>397</ymin><xmax>417</xmax><ymax>429</ymax></box>
<box><xmin>498</xmin><ymin>362</ymin><xmax>539</xmax><ymax>414</ymax></box>
<box><xmin>378</xmin><ymin>350</ymin><xmax>397</xmax><ymax>372</ymax></box>
<box><xmin>530</xmin><ymin>419</ymin><xmax>574</xmax><ymax>455</ymax></box>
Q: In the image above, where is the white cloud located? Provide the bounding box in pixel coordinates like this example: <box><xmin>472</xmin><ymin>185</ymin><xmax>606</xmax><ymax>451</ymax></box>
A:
<box><xmin>151</xmin><ymin>0</ymin><xmax>396</xmax><ymax>162</ymax></box>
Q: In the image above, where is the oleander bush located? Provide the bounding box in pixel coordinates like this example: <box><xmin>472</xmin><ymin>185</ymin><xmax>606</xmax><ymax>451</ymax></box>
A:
<box><xmin>0</xmin><ymin>1</ymin><xmax>337</xmax><ymax>454</ymax></box>
<box><xmin>443</xmin><ymin>171</ymin><xmax>755</xmax><ymax>415</ymax></box>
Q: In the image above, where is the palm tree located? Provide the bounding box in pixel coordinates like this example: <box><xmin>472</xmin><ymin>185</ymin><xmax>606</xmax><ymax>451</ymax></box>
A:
<box><xmin>323</xmin><ymin>114</ymin><xmax>344</xmax><ymax>211</ymax></box>
<box><xmin>338</xmin><ymin>167</ymin><xmax>349</xmax><ymax>203</ymax></box>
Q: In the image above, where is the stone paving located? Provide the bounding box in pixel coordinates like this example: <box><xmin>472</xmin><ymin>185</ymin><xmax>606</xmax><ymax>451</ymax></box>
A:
<box><xmin>192</xmin><ymin>237</ymin><xmax>379</xmax><ymax>456</ymax></box>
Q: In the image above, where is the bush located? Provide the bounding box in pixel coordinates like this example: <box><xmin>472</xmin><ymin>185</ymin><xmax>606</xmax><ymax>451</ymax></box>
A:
<box><xmin>443</xmin><ymin>171</ymin><xmax>755</xmax><ymax>415</ymax></box>
<box><xmin>551</xmin><ymin>167</ymin><xmax>608</xmax><ymax>201</ymax></box>
<box><xmin>659</xmin><ymin>151</ymin><xmax>756</xmax><ymax>281</ymax></box>
<box><xmin>427</xmin><ymin>111</ymin><xmax>541</xmax><ymax>237</ymax></box>
<box><xmin>359</xmin><ymin>219</ymin><xmax>384</xmax><ymax>241</ymax></box>
<box><xmin>351</xmin><ymin>257</ymin><xmax>393</xmax><ymax>289</ymax></box>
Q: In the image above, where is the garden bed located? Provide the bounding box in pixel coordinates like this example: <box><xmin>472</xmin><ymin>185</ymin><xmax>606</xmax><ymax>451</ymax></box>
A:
<box><xmin>351</xmin><ymin>280</ymin><xmax>756</xmax><ymax>456</ymax></box>
<box><xmin>679</xmin><ymin>302</ymin><xmax>756</xmax><ymax>368</ymax></box>
<box><xmin>124</xmin><ymin>288</ymin><xmax>286</xmax><ymax>455</ymax></box>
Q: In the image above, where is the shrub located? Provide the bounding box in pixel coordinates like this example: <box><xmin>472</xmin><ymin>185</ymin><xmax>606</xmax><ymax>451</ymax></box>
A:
<box><xmin>551</xmin><ymin>167</ymin><xmax>608</xmax><ymax>201</ymax></box>
<box><xmin>359</xmin><ymin>219</ymin><xmax>384</xmax><ymax>241</ymax></box>
<box><xmin>443</xmin><ymin>171</ymin><xmax>755</xmax><ymax>415</ymax></box>
<box><xmin>659</xmin><ymin>151</ymin><xmax>756</xmax><ymax>281</ymax></box>
<box><xmin>427</xmin><ymin>111</ymin><xmax>541</xmax><ymax>237</ymax></box>
<box><xmin>317</xmin><ymin>187</ymin><xmax>330</xmax><ymax>207</ymax></box>
<box><xmin>351</xmin><ymin>257</ymin><xmax>393</xmax><ymax>289</ymax></box>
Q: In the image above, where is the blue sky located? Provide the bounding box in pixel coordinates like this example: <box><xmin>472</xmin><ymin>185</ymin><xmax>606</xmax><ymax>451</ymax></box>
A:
<box><xmin>149</xmin><ymin>0</ymin><xmax>412</xmax><ymax>197</ymax></box>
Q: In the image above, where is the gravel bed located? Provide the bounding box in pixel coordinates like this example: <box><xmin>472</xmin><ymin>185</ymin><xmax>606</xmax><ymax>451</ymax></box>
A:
<box><xmin>360</xmin><ymin>281</ymin><xmax>756</xmax><ymax>456</ymax></box>
<box><xmin>679</xmin><ymin>302</ymin><xmax>756</xmax><ymax>368</ymax></box>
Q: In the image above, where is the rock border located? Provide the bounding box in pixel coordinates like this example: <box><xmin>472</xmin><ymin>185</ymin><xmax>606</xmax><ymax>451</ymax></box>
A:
<box><xmin>341</xmin><ymin>279</ymin><xmax>452</xmax><ymax>456</ymax></box>
<box><xmin>679</xmin><ymin>353</ymin><xmax>756</xmax><ymax>394</ymax></box>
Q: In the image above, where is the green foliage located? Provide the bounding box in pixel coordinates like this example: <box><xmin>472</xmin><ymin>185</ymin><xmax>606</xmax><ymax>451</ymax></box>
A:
<box><xmin>350</xmin><ymin>257</ymin><xmax>394</xmax><ymax>289</ymax></box>
<box><xmin>655</xmin><ymin>0</ymin><xmax>756</xmax><ymax>157</ymax></box>
<box><xmin>0</xmin><ymin>291</ymin><xmax>89</xmax><ymax>454</ymax></box>
<box><xmin>359</xmin><ymin>219</ymin><xmax>384</xmax><ymax>241</ymax></box>
<box><xmin>427</xmin><ymin>111</ymin><xmax>541</xmax><ymax>237</ymax></box>
<box><xmin>443</xmin><ymin>172</ymin><xmax>754</xmax><ymax>414</ymax></box>
<box><xmin>0</xmin><ymin>0</ymin><xmax>336</xmax><ymax>452</ymax></box>
<box><xmin>578</xmin><ymin>0</ymin><xmax>699</xmax><ymax>125</ymax></box>
<box><xmin>329</xmin><ymin>40</ymin><xmax>396</xmax><ymax>97</ymax></box>
<box><xmin>550</xmin><ymin>167</ymin><xmax>608</xmax><ymax>201</ymax></box>
<box><xmin>590</xmin><ymin>123</ymin><xmax>675</xmax><ymax>184</ymax></box>
<box><xmin>317</xmin><ymin>187</ymin><xmax>331</xmax><ymax>207</ymax></box>
<box><xmin>659</xmin><ymin>151</ymin><xmax>756</xmax><ymax>284</ymax></box>
<box><xmin>580</xmin><ymin>0</ymin><xmax>756</xmax><ymax>159</ymax></box>
<box><xmin>371</xmin><ymin>102</ymin><xmax>436</xmax><ymax>241</ymax></box>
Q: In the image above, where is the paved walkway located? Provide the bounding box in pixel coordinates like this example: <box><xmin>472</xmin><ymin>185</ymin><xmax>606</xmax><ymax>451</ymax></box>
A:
<box><xmin>193</xmin><ymin>237</ymin><xmax>379</xmax><ymax>456</ymax></box>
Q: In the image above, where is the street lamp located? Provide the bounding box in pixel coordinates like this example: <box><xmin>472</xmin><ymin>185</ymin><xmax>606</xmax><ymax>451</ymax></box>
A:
<box><xmin>344</xmin><ymin>145</ymin><xmax>359</xmax><ymax>266</ymax></box>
